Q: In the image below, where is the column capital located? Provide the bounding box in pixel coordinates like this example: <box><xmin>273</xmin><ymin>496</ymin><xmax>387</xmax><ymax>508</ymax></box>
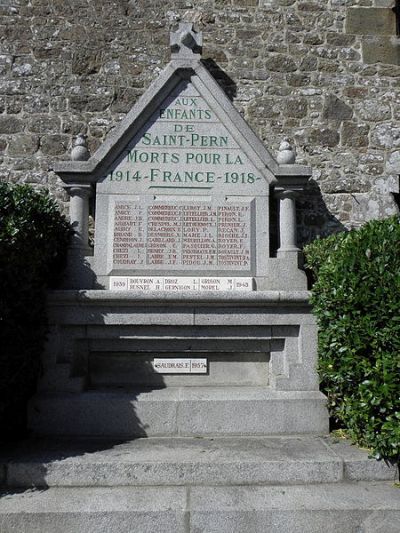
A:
<box><xmin>64</xmin><ymin>183</ymin><xmax>93</xmax><ymax>198</ymax></box>
<box><xmin>274</xmin><ymin>187</ymin><xmax>299</xmax><ymax>200</ymax></box>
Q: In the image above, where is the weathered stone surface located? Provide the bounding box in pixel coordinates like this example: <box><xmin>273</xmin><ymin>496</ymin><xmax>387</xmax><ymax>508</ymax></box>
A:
<box><xmin>341</xmin><ymin>122</ymin><xmax>370</xmax><ymax>147</ymax></box>
<box><xmin>321</xmin><ymin>176</ymin><xmax>372</xmax><ymax>194</ymax></box>
<box><xmin>71</xmin><ymin>50</ymin><xmax>102</xmax><ymax>76</ymax></box>
<box><xmin>386</xmin><ymin>150</ymin><xmax>400</xmax><ymax>174</ymax></box>
<box><xmin>0</xmin><ymin>116</ymin><xmax>23</xmax><ymax>134</ymax></box>
<box><xmin>0</xmin><ymin>481</ymin><xmax>399</xmax><ymax>533</ymax></box>
<box><xmin>0</xmin><ymin>487</ymin><xmax>187</xmax><ymax>533</ymax></box>
<box><xmin>355</xmin><ymin>100</ymin><xmax>391</xmax><ymax>121</ymax></box>
<box><xmin>7</xmin><ymin>133</ymin><xmax>39</xmax><ymax>155</ymax></box>
<box><xmin>322</xmin><ymin>95</ymin><xmax>353</xmax><ymax>121</ymax></box>
<box><xmin>266</xmin><ymin>54</ymin><xmax>297</xmax><ymax>72</ymax></box>
<box><xmin>362</xmin><ymin>37</ymin><xmax>400</xmax><ymax>65</ymax></box>
<box><xmin>285</xmin><ymin>97</ymin><xmax>308</xmax><ymax>118</ymax></box>
<box><xmin>40</xmin><ymin>134</ymin><xmax>69</xmax><ymax>155</ymax></box>
<box><xmin>299</xmin><ymin>55</ymin><xmax>318</xmax><ymax>71</ymax></box>
<box><xmin>233</xmin><ymin>0</ymin><xmax>258</xmax><ymax>5</ymax></box>
<box><xmin>308</xmin><ymin>127</ymin><xmax>340</xmax><ymax>147</ymax></box>
<box><xmin>27</xmin><ymin>115</ymin><xmax>61</xmax><ymax>133</ymax></box>
<box><xmin>345</xmin><ymin>7</ymin><xmax>396</xmax><ymax>35</ymax></box>
<box><xmin>326</xmin><ymin>32</ymin><xmax>355</xmax><ymax>46</ymax></box>
<box><xmin>190</xmin><ymin>484</ymin><xmax>400</xmax><ymax>533</ymax></box>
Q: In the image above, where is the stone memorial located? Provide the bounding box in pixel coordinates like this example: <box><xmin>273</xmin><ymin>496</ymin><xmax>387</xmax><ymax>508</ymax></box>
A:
<box><xmin>28</xmin><ymin>24</ymin><xmax>329</xmax><ymax>437</ymax></box>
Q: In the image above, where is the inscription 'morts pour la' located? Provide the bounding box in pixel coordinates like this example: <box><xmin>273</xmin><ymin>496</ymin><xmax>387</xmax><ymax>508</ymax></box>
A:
<box><xmin>127</xmin><ymin>150</ymin><xmax>243</xmax><ymax>166</ymax></box>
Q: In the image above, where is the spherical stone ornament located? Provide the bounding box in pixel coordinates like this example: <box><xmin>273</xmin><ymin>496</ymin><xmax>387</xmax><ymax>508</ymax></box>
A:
<box><xmin>277</xmin><ymin>138</ymin><xmax>296</xmax><ymax>164</ymax></box>
<box><xmin>71</xmin><ymin>134</ymin><xmax>90</xmax><ymax>161</ymax></box>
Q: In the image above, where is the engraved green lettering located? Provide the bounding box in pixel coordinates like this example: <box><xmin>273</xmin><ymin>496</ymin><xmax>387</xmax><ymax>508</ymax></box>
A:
<box><xmin>142</xmin><ymin>133</ymin><xmax>151</xmax><ymax>145</ymax></box>
<box><xmin>225</xmin><ymin>153</ymin><xmax>243</xmax><ymax>165</ymax></box>
<box><xmin>150</xmin><ymin>168</ymin><xmax>159</xmax><ymax>181</ymax></box>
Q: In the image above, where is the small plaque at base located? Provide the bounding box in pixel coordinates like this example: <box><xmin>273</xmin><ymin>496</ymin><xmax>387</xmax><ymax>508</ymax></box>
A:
<box><xmin>152</xmin><ymin>358</ymin><xmax>208</xmax><ymax>374</ymax></box>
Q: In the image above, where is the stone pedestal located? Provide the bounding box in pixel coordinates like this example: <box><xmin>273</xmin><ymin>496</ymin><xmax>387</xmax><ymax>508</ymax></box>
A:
<box><xmin>29</xmin><ymin>290</ymin><xmax>328</xmax><ymax>437</ymax></box>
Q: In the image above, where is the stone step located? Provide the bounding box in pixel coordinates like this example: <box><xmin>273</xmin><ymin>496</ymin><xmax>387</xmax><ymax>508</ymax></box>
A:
<box><xmin>0</xmin><ymin>482</ymin><xmax>399</xmax><ymax>533</ymax></box>
<box><xmin>1</xmin><ymin>436</ymin><xmax>396</xmax><ymax>489</ymax></box>
<box><xmin>28</xmin><ymin>388</ymin><xmax>328</xmax><ymax>437</ymax></box>
<box><xmin>38</xmin><ymin>364</ymin><xmax>86</xmax><ymax>393</ymax></box>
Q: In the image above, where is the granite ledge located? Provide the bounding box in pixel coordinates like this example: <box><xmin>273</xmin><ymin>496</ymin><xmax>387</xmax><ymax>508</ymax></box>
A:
<box><xmin>47</xmin><ymin>290</ymin><xmax>312</xmax><ymax>307</ymax></box>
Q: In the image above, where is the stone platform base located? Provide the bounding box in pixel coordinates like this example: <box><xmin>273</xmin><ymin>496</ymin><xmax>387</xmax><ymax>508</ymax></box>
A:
<box><xmin>0</xmin><ymin>436</ymin><xmax>398</xmax><ymax>533</ymax></box>
<box><xmin>28</xmin><ymin>388</ymin><xmax>328</xmax><ymax>437</ymax></box>
<box><xmin>32</xmin><ymin>290</ymin><xmax>329</xmax><ymax>438</ymax></box>
<box><xmin>2</xmin><ymin>483</ymin><xmax>400</xmax><ymax>533</ymax></box>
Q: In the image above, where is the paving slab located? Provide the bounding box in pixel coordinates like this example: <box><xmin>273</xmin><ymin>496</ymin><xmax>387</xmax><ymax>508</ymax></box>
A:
<box><xmin>322</xmin><ymin>435</ymin><xmax>398</xmax><ymax>482</ymax></box>
<box><xmin>0</xmin><ymin>436</ymin><xmax>397</xmax><ymax>489</ymax></box>
<box><xmin>0</xmin><ymin>486</ymin><xmax>187</xmax><ymax>533</ymax></box>
<box><xmin>28</xmin><ymin>388</ymin><xmax>328</xmax><ymax>437</ymax></box>
<box><xmin>190</xmin><ymin>482</ymin><xmax>400</xmax><ymax>533</ymax></box>
<box><xmin>0</xmin><ymin>482</ymin><xmax>399</xmax><ymax>533</ymax></box>
<box><xmin>2</xmin><ymin>436</ymin><xmax>340</xmax><ymax>488</ymax></box>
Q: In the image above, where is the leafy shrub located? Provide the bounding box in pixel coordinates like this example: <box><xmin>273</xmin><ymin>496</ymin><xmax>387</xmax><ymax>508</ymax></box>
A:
<box><xmin>305</xmin><ymin>216</ymin><xmax>400</xmax><ymax>466</ymax></box>
<box><xmin>0</xmin><ymin>183</ymin><xmax>70</xmax><ymax>438</ymax></box>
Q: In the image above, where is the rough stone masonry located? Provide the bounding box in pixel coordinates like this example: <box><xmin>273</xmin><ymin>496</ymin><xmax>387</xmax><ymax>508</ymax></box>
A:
<box><xmin>0</xmin><ymin>0</ymin><xmax>399</xmax><ymax>244</ymax></box>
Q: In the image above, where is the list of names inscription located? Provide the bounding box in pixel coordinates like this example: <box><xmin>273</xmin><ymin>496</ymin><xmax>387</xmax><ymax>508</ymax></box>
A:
<box><xmin>112</xmin><ymin>201</ymin><xmax>251</xmax><ymax>271</ymax></box>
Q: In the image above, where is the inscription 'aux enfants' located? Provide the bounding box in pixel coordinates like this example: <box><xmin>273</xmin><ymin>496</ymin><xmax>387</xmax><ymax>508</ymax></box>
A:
<box><xmin>106</xmin><ymin>91</ymin><xmax>261</xmax><ymax>186</ymax></box>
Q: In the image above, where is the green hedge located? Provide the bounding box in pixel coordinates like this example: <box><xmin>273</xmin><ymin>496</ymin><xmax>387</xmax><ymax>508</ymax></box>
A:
<box><xmin>305</xmin><ymin>216</ymin><xmax>400</xmax><ymax>465</ymax></box>
<box><xmin>0</xmin><ymin>183</ymin><xmax>70</xmax><ymax>438</ymax></box>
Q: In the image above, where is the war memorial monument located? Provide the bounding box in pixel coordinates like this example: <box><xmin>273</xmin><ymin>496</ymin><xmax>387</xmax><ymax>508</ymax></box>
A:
<box><xmin>0</xmin><ymin>23</ymin><xmax>398</xmax><ymax>533</ymax></box>
<box><xmin>28</xmin><ymin>23</ymin><xmax>328</xmax><ymax>438</ymax></box>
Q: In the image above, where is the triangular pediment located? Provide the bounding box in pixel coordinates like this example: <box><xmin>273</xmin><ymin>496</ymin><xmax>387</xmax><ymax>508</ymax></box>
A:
<box><xmin>55</xmin><ymin>59</ymin><xmax>284</xmax><ymax>185</ymax></box>
<box><xmin>99</xmin><ymin>68</ymin><xmax>278</xmax><ymax>195</ymax></box>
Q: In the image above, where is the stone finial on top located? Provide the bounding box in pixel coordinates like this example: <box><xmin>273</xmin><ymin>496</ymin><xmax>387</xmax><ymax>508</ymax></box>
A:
<box><xmin>71</xmin><ymin>134</ymin><xmax>90</xmax><ymax>161</ymax></box>
<box><xmin>277</xmin><ymin>138</ymin><xmax>296</xmax><ymax>165</ymax></box>
<box><xmin>170</xmin><ymin>23</ymin><xmax>202</xmax><ymax>60</ymax></box>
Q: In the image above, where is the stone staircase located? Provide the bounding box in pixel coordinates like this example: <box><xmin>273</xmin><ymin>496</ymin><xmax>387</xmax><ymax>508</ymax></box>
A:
<box><xmin>0</xmin><ymin>435</ymin><xmax>398</xmax><ymax>532</ymax></box>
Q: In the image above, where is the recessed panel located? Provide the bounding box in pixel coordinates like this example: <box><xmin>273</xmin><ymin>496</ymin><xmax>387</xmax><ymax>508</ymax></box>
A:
<box><xmin>89</xmin><ymin>352</ymin><xmax>269</xmax><ymax>388</ymax></box>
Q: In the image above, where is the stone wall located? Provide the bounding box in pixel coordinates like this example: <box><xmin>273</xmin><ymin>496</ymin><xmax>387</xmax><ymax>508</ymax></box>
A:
<box><xmin>0</xmin><ymin>0</ymin><xmax>399</xmax><ymax>244</ymax></box>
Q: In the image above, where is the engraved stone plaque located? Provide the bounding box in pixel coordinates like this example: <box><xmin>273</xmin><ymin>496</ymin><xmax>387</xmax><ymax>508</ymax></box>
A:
<box><xmin>152</xmin><ymin>358</ymin><xmax>208</xmax><ymax>374</ymax></box>
<box><xmin>111</xmin><ymin>200</ymin><xmax>252</xmax><ymax>271</ymax></box>
<box><xmin>94</xmin><ymin>75</ymin><xmax>272</xmax><ymax>284</ymax></box>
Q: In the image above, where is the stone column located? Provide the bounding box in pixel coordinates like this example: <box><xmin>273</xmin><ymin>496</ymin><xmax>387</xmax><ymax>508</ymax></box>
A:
<box><xmin>62</xmin><ymin>183</ymin><xmax>93</xmax><ymax>288</ymax></box>
<box><xmin>275</xmin><ymin>188</ymin><xmax>299</xmax><ymax>255</ymax></box>
<box><xmin>66</xmin><ymin>184</ymin><xmax>92</xmax><ymax>253</ymax></box>
<box><xmin>275</xmin><ymin>138</ymin><xmax>301</xmax><ymax>255</ymax></box>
